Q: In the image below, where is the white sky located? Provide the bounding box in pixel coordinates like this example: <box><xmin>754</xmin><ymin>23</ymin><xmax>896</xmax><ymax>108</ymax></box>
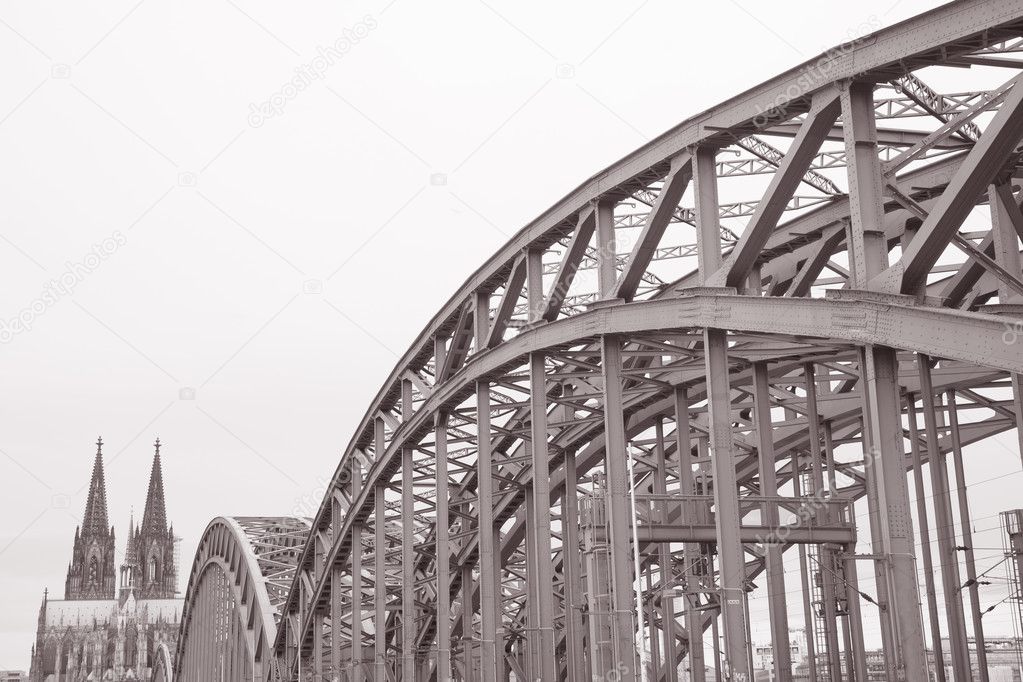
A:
<box><xmin>2</xmin><ymin>0</ymin><xmax>1020</xmax><ymax>671</ymax></box>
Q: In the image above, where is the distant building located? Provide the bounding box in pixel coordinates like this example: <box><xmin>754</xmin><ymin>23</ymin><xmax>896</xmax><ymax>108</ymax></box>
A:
<box><xmin>783</xmin><ymin>636</ymin><xmax>1023</xmax><ymax>681</ymax></box>
<box><xmin>936</xmin><ymin>636</ymin><xmax>1023</xmax><ymax>682</ymax></box>
<box><xmin>1</xmin><ymin>671</ymin><xmax>29</xmax><ymax>682</ymax></box>
<box><xmin>28</xmin><ymin>438</ymin><xmax>182</xmax><ymax>681</ymax></box>
<box><xmin>753</xmin><ymin>627</ymin><xmax>808</xmax><ymax>673</ymax></box>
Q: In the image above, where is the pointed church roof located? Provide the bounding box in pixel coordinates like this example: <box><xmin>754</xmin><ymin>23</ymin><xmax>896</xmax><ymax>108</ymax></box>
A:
<box><xmin>140</xmin><ymin>439</ymin><xmax>168</xmax><ymax>535</ymax></box>
<box><xmin>82</xmin><ymin>437</ymin><xmax>110</xmax><ymax>537</ymax></box>
<box><xmin>124</xmin><ymin>509</ymin><xmax>138</xmax><ymax>566</ymax></box>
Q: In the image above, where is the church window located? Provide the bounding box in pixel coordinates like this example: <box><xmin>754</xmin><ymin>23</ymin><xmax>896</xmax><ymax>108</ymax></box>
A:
<box><xmin>88</xmin><ymin>555</ymin><xmax>99</xmax><ymax>585</ymax></box>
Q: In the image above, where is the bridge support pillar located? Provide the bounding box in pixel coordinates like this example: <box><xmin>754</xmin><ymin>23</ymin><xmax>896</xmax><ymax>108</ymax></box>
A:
<box><xmin>435</xmin><ymin>411</ymin><xmax>452</xmax><ymax>682</ymax></box>
<box><xmin>673</xmin><ymin>387</ymin><xmax>706</xmax><ymax>682</ymax></box>
<box><xmin>948</xmin><ymin>388</ymin><xmax>990</xmax><ymax>680</ymax></box>
<box><xmin>600</xmin><ymin>334</ymin><xmax>639</xmax><ymax>682</ymax></box>
<box><xmin>862</xmin><ymin>346</ymin><xmax>928</xmax><ymax>681</ymax></box>
<box><xmin>652</xmin><ymin>416</ymin><xmax>679</xmax><ymax>682</ymax></box>
<box><xmin>475</xmin><ymin>378</ymin><xmax>499</xmax><ymax>682</ymax></box>
<box><xmin>582</xmin><ymin>495</ymin><xmax>616</xmax><ymax>679</ymax></box>
<box><xmin>918</xmin><ymin>356</ymin><xmax>971</xmax><ymax>681</ymax></box>
<box><xmin>752</xmin><ymin>362</ymin><xmax>791</xmax><ymax>682</ymax></box>
<box><xmin>703</xmin><ymin>328</ymin><xmax>751</xmax><ymax>681</ymax></box>
<box><xmin>401</xmin><ymin>379</ymin><xmax>417</xmax><ymax>681</ymax></box>
<box><xmin>351</xmin><ymin>455</ymin><xmax>365</xmax><ymax>682</ymax></box>
<box><xmin>561</xmin><ymin>385</ymin><xmax>588</xmax><ymax>682</ymax></box>
<box><xmin>527</xmin><ymin>352</ymin><xmax>557</xmax><ymax>680</ymax></box>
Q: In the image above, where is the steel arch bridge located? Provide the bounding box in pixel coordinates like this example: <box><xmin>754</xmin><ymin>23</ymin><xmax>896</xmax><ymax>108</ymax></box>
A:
<box><xmin>174</xmin><ymin>2</ymin><xmax>1023</xmax><ymax>681</ymax></box>
<box><xmin>173</xmin><ymin>517</ymin><xmax>310</xmax><ymax>682</ymax></box>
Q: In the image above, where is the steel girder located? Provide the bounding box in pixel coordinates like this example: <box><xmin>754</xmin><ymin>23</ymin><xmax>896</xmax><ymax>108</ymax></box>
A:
<box><xmin>177</xmin><ymin>2</ymin><xmax>1023</xmax><ymax>681</ymax></box>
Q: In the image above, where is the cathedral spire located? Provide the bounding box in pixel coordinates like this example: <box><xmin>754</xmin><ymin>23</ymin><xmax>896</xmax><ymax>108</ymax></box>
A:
<box><xmin>141</xmin><ymin>438</ymin><xmax>167</xmax><ymax>535</ymax></box>
<box><xmin>66</xmin><ymin>438</ymin><xmax>116</xmax><ymax>600</ymax></box>
<box><xmin>124</xmin><ymin>508</ymin><xmax>137</xmax><ymax>564</ymax></box>
<box><xmin>136</xmin><ymin>438</ymin><xmax>176</xmax><ymax>599</ymax></box>
<box><xmin>81</xmin><ymin>437</ymin><xmax>110</xmax><ymax>536</ymax></box>
<box><xmin>120</xmin><ymin>507</ymin><xmax>139</xmax><ymax>598</ymax></box>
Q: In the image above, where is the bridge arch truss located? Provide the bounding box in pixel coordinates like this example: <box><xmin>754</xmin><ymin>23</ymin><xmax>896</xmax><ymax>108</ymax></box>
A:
<box><xmin>182</xmin><ymin>2</ymin><xmax>1023</xmax><ymax>681</ymax></box>
<box><xmin>174</xmin><ymin>516</ymin><xmax>310</xmax><ymax>682</ymax></box>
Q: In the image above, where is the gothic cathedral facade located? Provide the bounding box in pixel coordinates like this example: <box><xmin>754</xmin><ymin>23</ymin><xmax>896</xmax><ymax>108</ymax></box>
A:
<box><xmin>29</xmin><ymin>439</ymin><xmax>183</xmax><ymax>681</ymax></box>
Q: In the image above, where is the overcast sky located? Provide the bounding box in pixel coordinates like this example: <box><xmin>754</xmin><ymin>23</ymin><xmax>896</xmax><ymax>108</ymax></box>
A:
<box><xmin>2</xmin><ymin>0</ymin><xmax>1021</xmax><ymax>671</ymax></box>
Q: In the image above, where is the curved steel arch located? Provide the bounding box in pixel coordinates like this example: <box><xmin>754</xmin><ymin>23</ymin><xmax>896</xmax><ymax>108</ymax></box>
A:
<box><xmin>174</xmin><ymin>516</ymin><xmax>309</xmax><ymax>682</ymax></box>
<box><xmin>151</xmin><ymin>642</ymin><xmax>174</xmax><ymax>682</ymax></box>
<box><xmin>242</xmin><ymin>2</ymin><xmax>1023</xmax><ymax>681</ymax></box>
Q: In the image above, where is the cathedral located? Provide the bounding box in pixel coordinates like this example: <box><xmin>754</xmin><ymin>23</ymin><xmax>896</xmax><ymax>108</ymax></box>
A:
<box><xmin>28</xmin><ymin>438</ymin><xmax>183</xmax><ymax>681</ymax></box>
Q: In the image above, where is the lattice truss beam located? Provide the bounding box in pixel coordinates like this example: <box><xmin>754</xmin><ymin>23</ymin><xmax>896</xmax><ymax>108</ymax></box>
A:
<box><xmin>172</xmin><ymin>3</ymin><xmax>1023</xmax><ymax>682</ymax></box>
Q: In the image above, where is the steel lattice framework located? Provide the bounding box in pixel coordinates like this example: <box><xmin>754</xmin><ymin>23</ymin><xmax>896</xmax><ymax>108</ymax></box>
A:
<box><xmin>173</xmin><ymin>517</ymin><xmax>310</xmax><ymax>681</ymax></box>
<box><xmin>172</xmin><ymin>2</ymin><xmax>1023</xmax><ymax>681</ymax></box>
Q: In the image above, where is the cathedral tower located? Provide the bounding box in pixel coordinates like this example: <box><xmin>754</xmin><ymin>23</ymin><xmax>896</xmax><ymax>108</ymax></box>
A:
<box><xmin>134</xmin><ymin>439</ymin><xmax>177</xmax><ymax>599</ymax></box>
<box><xmin>65</xmin><ymin>437</ymin><xmax>116</xmax><ymax>600</ymax></box>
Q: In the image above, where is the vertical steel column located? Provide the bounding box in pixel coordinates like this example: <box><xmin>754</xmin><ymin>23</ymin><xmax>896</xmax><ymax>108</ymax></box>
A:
<box><xmin>692</xmin><ymin>143</ymin><xmax>726</xmax><ymax>681</ymax></box>
<box><xmin>989</xmin><ymin>183</ymin><xmax>1023</xmax><ymax>469</ymax></box>
<box><xmin>648</xmin><ymin>570</ymin><xmax>662</xmax><ymax>679</ymax></box>
<box><xmin>653</xmin><ymin>417</ymin><xmax>679</xmax><ymax>682</ymax></box>
<box><xmin>1013</xmin><ymin>374</ymin><xmax>1023</xmax><ymax>470</ymax></box>
<box><xmin>401</xmin><ymin>378</ymin><xmax>417</xmax><ymax>681</ymax></box>
<box><xmin>693</xmin><ymin>146</ymin><xmax>723</xmax><ymax>279</ymax></box>
<box><xmin>313</xmin><ymin>612</ymin><xmax>324</xmax><ymax>680</ymax></box>
<box><xmin>473</xmin><ymin>289</ymin><xmax>500</xmax><ymax>682</ymax></box>
<box><xmin>947</xmin><ymin>389</ymin><xmax>989</xmax><ymax>680</ymax></box>
<box><xmin>331</xmin><ymin>492</ymin><xmax>344</xmax><ymax>679</ymax></box>
<box><xmin>674</xmin><ymin>387</ymin><xmax>706</xmax><ymax>682</ymax></box>
<box><xmin>917</xmin><ymin>356</ymin><xmax>970</xmax><ymax>680</ymax></box>
<box><xmin>751</xmin><ymin>362</ymin><xmax>791</xmax><ymax>681</ymax></box>
<box><xmin>862</xmin><ymin>346</ymin><xmax>928</xmax><ymax>680</ymax></box>
<box><xmin>494</xmin><ymin>524</ymin><xmax>507</xmax><ymax>682</ymax></box>
<box><xmin>526</xmin><ymin>247</ymin><xmax>543</xmax><ymax>323</ymax></box>
<box><xmin>436</xmin><ymin>412</ymin><xmax>452</xmax><ymax>682</ymax></box>
<box><xmin>906</xmin><ymin>397</ymin><xmax>947</xmax><ymax>682</ymax></box>
<box><xmin>528</xmin><ymin>352</ymin><xmax>557</xmax><ymax>681</ymax></box>
<box><xmin>805</xmin><ymin>363</ymin><xmax>843</xmax><ymax>678</ymax></box>
<box><xmin>461</xmin><ymin>561</ymin><xmax>476</xmax><ymax>682</ymax></box>
<box><xmin>710</xmin><ymin>592</ymin><xmax>723</xmax><ymax>682</ymax></box>
<box><xmin>702</xmin><ymin>328</ymin><xmax>750</xmax><ymax>681</ymax></box>
<box><xmin>841</xmin><ymin>551</ymin><xmax>869</xmax><ymax>682</ymax></box>
<box><xmin>595</xmin><ymin>199</ymin><xmax>617</xmax><ymax>298</ymax></box>
<box><xmin>583</xmin><ymin>509</ymin><xmax>615</xmax><ymax>679</ymax></box>
<box><xmin>352</xmin><ymin>456</ymin><xmax>365</xmax><ymax>682</ymax></box>
<box><xmin>842</xmin><ymin>77</ymin><xmax>917</xmax><ymax>677</ymax></box>
<box><xmin>823</xmin><ymin>421</ymin><xmax>838</xmax><ymax>497</ymax></box>
<box><xmin>990</xmin><ymin>183</ymin><xmax>1023</xmax><ymax>303</ymax></box>
<box><xmin>600</xmin><ymin>334</ymin><xmax>639</xmax><ymax>682</ymax></box>
<box><xmin>374</xmin><ymin>418</ymin><xmax>388</xmax><ymax>682</ymax></box>
<box><xmin>524</xmin><ymin>245</ymin><xmax>547</xmax><ymax>681</ymax></box>
<box><xmin>795</xmin><ymin>537</ymin><xmax>818</xmax><ymax>681</ymax></box>
<box><xmin>841</xmin><ymin>80</ymin><xmax>889</xmax><ymax>287</ymax></box>
<box><xmin>476</xmin><ymin>376</ymin><xmax>498</xmax><ymax>682</ymax></box>
<box><xmin>855</xmin><ymin>349</ymin><xmax>898</xmax><ymax>680</ymax></box>
<box><xmin>523</xmin><ymin>480</ymin><xmax>539</xmax><ymax>681</ymax></box>
<box><xmin>562</xmin><ymin>387</ymin><xmax>588</xmax><ymax>682</ymax></box>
